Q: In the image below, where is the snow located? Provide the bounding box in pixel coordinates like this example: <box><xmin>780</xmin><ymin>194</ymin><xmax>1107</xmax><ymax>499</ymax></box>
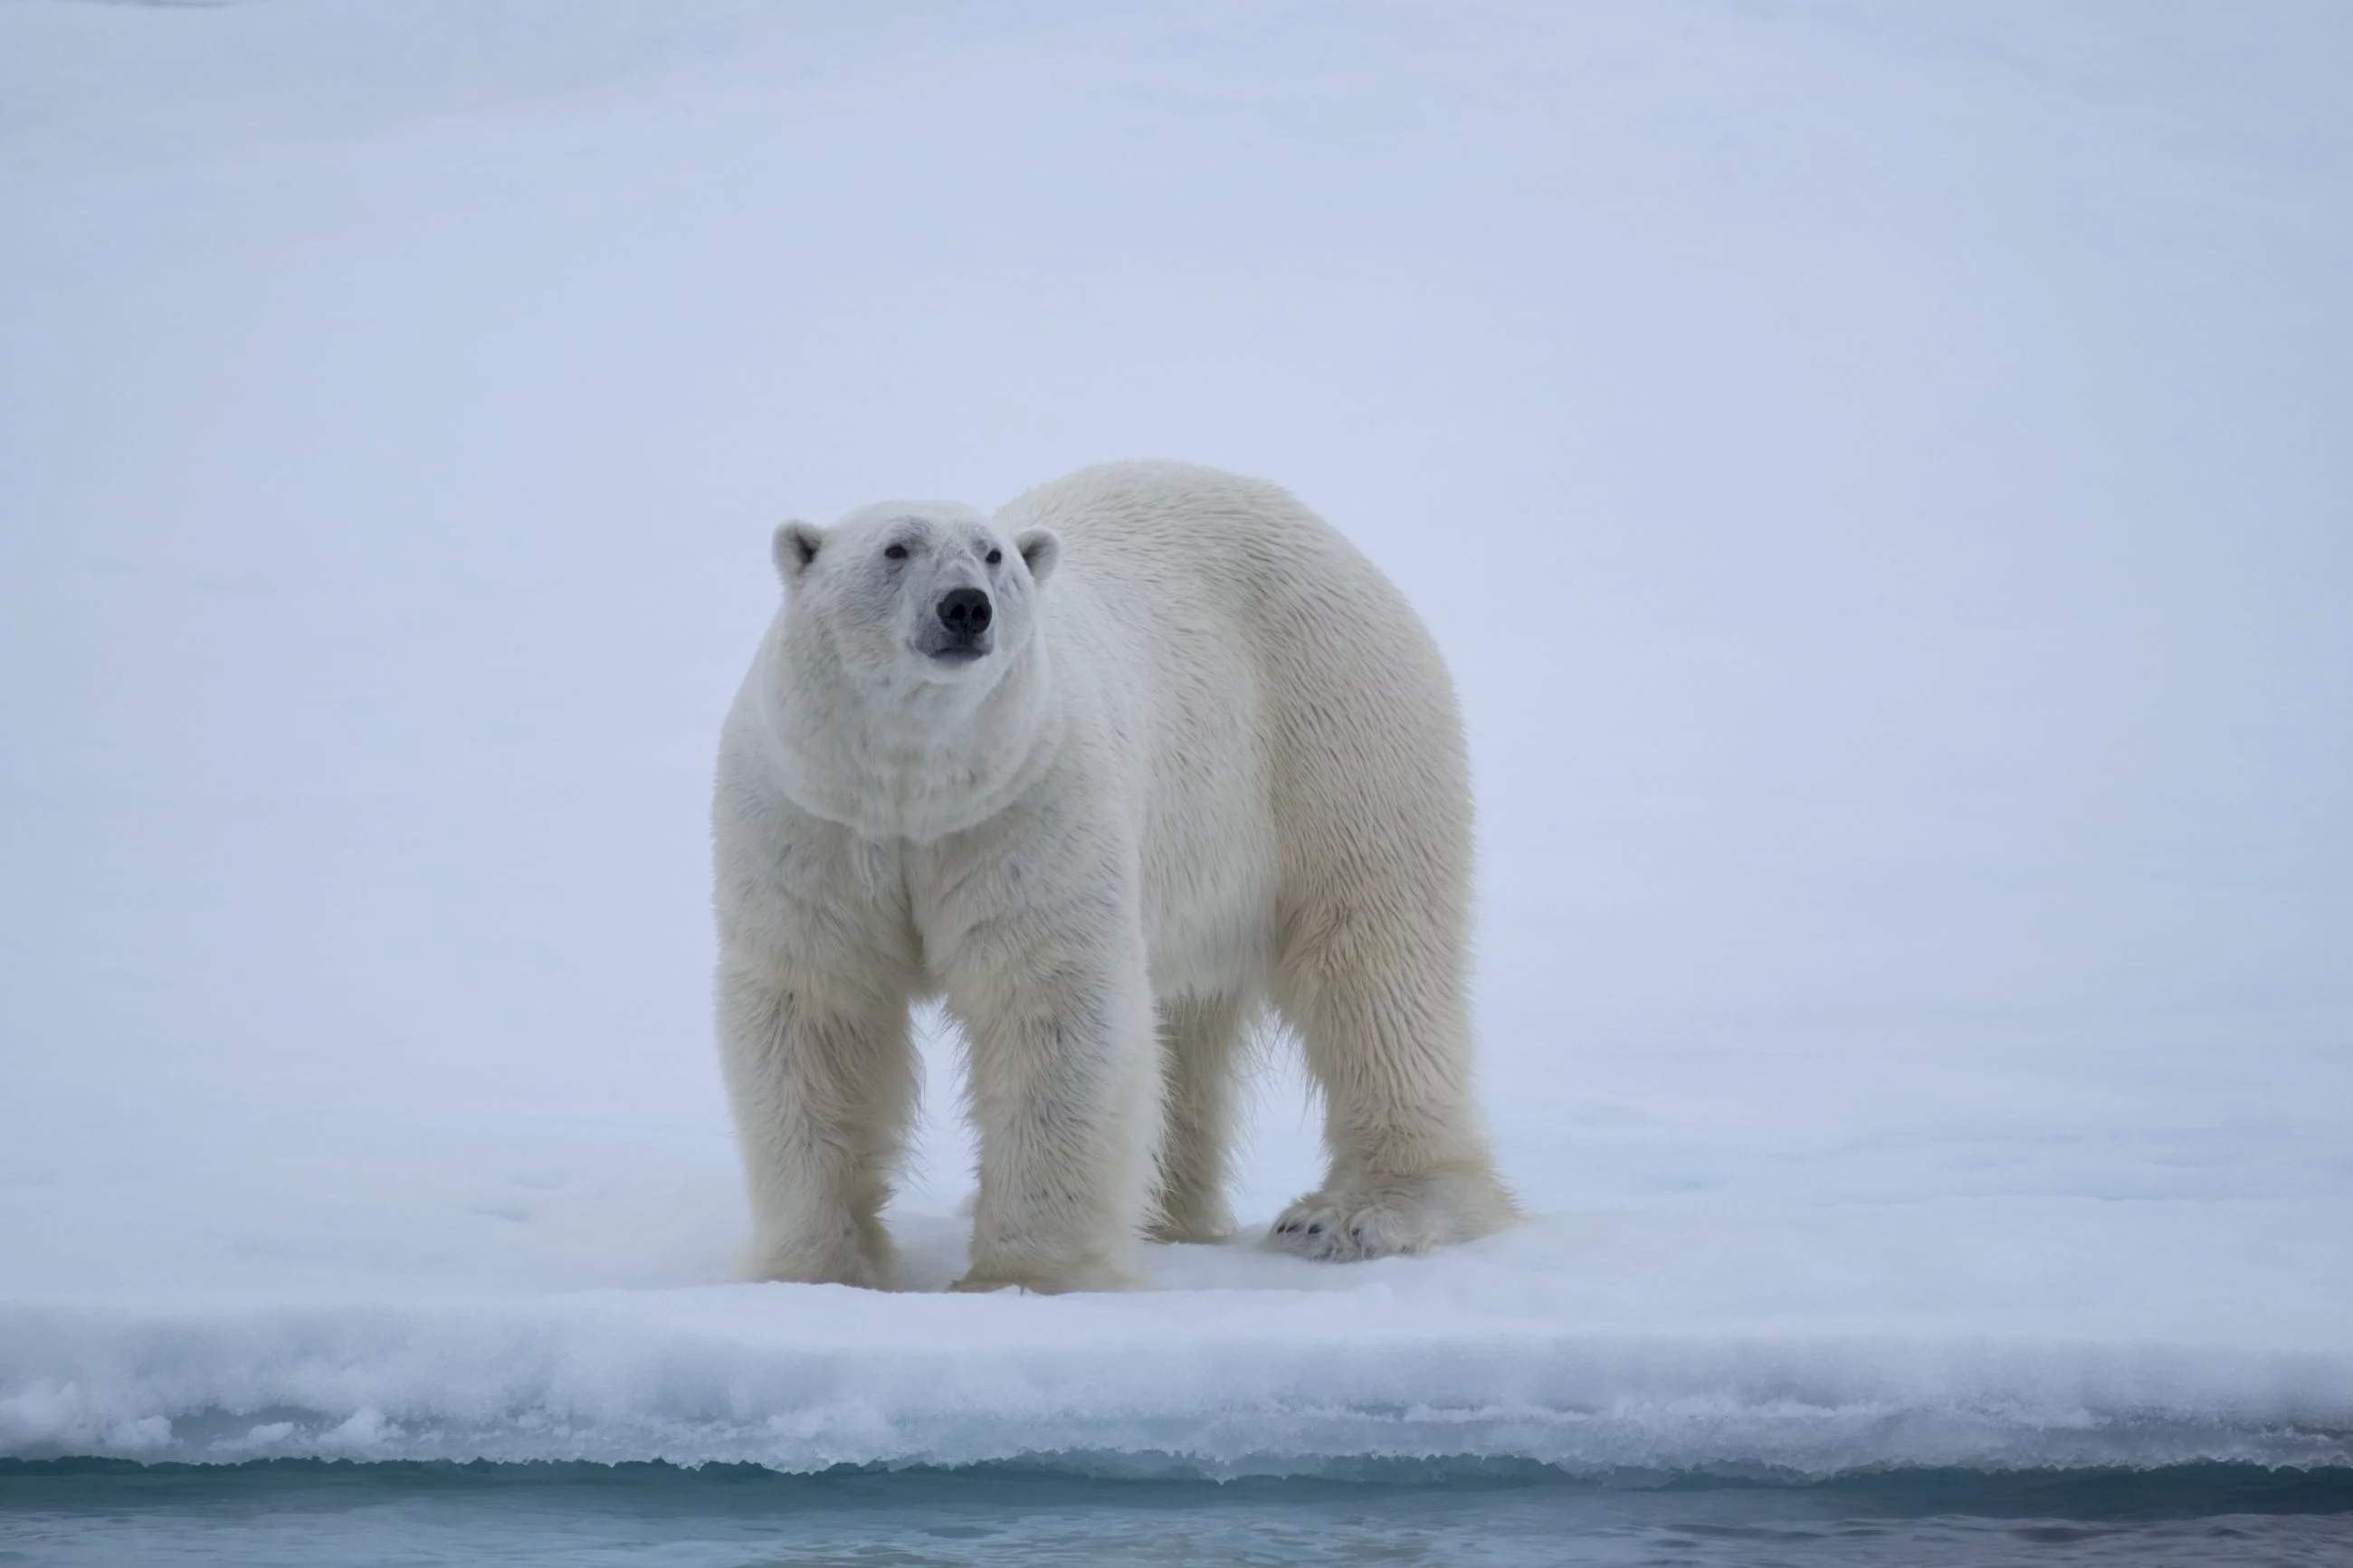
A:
<box><xmin>3</xmin><ymin>0</ymin><xmax>2349</xmax><ymax>1477</ymax></box>
<box><xmin>6</xmin><ymin>1204</ymin><xmax>2353</xmax><ymax>1475</ymax></box>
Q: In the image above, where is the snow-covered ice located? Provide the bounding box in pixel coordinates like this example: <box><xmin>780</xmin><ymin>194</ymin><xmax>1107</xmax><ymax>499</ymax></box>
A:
<box><xmin>3</xmin><ymin>0</ymin><xmax>2348</xmax><ymax>1477</ymax></box>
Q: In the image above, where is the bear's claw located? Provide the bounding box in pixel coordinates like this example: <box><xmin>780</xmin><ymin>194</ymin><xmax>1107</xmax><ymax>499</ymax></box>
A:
<box><xmin>1265</xmin><ymin>1171</ymin><xmax>1517</xmax><ymax>1262</ymax></box>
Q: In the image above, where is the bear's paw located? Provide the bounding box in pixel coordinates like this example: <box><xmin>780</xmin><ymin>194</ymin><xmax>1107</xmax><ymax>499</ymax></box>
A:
<box><xmin>1266</xmin><ymin>1169</ymin><xmax>1516</xmax><ymax>1261</ymax></box>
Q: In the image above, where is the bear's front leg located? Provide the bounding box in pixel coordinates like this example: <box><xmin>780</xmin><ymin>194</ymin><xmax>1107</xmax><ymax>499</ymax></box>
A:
<box><xmin>715</xmin><ymin>952</ymin><xmax>916</xmax><ymax>1289</ymax></box>
<box><xmin>940</xmin><ymin>937</ymin><xmax>1162</xmax><ymax>1295</ymax></box>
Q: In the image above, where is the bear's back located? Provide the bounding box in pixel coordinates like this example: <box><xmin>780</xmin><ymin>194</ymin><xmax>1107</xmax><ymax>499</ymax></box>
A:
<box><xmin>995</xmin><ymin>461</ymin><xmax>1467</xmax><ymax>993</ymax></box>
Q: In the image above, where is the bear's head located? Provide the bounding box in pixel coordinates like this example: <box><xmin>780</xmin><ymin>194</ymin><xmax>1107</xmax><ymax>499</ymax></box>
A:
<box><xmin>770</xmin><ymin>500</ymin><xmax>1061</xmax><ymax>692</ymax></box>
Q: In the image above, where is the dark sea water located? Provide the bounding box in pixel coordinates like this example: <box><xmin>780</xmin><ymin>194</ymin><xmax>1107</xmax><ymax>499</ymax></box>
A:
<box><xmin>4</xmin><ymin>1459</ymin><xmax>2349</xmax><ymax>1566</ymax></box>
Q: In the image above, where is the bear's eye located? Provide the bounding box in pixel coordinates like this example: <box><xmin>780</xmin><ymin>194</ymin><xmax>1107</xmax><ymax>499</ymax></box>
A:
<box><xmin>985</xmin><ymin>548</ymin><xmax>1003</xmax><ymax>565</ymax></box>
<box><xmin>884</xmin><ymin>544</ymin><xmax>909</xmax><ymax>561</ymax></box>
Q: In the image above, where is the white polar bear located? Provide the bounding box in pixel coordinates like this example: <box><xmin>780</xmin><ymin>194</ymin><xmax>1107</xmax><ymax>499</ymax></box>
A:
<box><xmin>712</xmin><ymin>461</ymin><xmax>1514</xmax><ymax>1293</ymax></box>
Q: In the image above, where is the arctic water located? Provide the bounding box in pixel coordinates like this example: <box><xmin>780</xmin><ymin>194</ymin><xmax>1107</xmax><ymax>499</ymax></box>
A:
<box><xmin>6</xmin><ymin>1459</ymin><xmax>2352</xmax><ymax>1567</ymax></box>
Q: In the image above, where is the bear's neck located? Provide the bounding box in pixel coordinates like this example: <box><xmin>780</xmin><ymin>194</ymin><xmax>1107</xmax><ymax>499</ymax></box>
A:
<box><xmin>760</xmin><ymin>633</ymin><xmax>1063</xmax><ymax>844</ymax></box>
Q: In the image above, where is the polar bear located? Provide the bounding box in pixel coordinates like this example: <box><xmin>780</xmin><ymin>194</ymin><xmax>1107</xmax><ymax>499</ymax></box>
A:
<box><xmin>712</xmin><ymin>461</ymin><xmax>1514</xmax><ymax>1293</ymax></box>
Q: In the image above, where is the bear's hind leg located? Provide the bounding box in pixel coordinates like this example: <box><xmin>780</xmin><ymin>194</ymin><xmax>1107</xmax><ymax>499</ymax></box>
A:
<box><xmin>716</xmin><ymin>957</ymin><xmax>916</xmax><ymax>1289</ymax></box>
<box><xmin>1269</xmin><ymin>924</ymin><xmax>1515</xmax><ymax>1261</ymax></box>
<box><xmin>1148</xmin><ymin>992</ymin><xmax>1249</xmax><ymax>1244</ymax></box>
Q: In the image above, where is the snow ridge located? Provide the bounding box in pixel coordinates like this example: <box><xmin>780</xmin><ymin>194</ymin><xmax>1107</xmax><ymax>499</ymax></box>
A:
<box><xmin>7</xmin><ymin>1291</ymin><xmax>2348</xmax><ymax>1477</ymax></box>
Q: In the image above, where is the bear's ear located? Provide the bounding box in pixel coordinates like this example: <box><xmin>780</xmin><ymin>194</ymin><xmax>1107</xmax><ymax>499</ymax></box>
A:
<box><xmin>1015</xmin><ymin>526</ymin><xmax>1061</xmax><ymax>587</ymax></box>
<box><xmin>772</xmin><ymin>520</ymin><xmax>824</xmax><ymax>586</ymax></box>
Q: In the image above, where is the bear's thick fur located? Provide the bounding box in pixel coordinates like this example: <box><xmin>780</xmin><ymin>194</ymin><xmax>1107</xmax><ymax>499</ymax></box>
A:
<box><xmin>713</xmin><ymin>461</ymin><xmax>1512</xmax><ymax>1292</ymax></box>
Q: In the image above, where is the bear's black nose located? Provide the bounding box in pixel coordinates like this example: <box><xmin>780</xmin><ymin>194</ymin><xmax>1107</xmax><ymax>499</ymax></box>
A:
<box><xmin>937</xmin><ymin>587</ymin><xmax>993</xmax><ymax>637</ymax></box>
